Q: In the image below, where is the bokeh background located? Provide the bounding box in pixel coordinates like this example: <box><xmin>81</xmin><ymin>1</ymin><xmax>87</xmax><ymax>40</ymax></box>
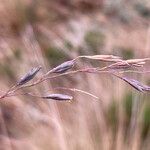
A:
<box><xmin>0</xmin><ymin>0</ymin><xmax>150</xmax><ymax>150</ymax></box>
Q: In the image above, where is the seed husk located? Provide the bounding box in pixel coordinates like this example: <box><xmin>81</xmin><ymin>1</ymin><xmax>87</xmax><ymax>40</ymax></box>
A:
<box><xmin>49</xmin><ymin>60</ymin><xmax>75</xmax><ymax>74</ymax></box>
<box><xmin>113</xmin><ymin>74</ymin><xmax>150</xmax><ymax>92</ymax></box>
<box><xmin>42</xmin><ymin>93</ymin><xmax>73</xmax><ymax>101</ymax></box>
<box><xmin>17</xmin><ymin>66</ymin><xmax>42</xmax><ymax>85</ymax></box>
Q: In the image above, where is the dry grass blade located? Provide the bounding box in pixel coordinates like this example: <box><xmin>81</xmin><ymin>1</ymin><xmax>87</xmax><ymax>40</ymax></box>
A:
<box><xmin>77</xmin><ymin>55</ymin><xmax>122</xmax><ymax>62</ymax></box>
<box><xmin>42</xmin><ymin>93</ymin><xmax>73</xmax><ymax>101</ymax></box>
<box><xmin>17</xmin><ymin>66</ymin><xmax>42</xmax><ymax>86</ymax></box>
<box><xmin>107</xmin><ymin>62</ymin><xmax>131</xmax><ymax>70</ymax></box>
<box><xmin>124</xmin><ymin>58</ymin><xmax>150</xmax><ymax>68</ymax></box>
<box><xmin>126</xmin><ymin>58</ymin><xmax>150</xmax><ymax>64</ymax></box>
<box><xmin>107</xmin><ymin>58</ymin><xmax>150</xmax><ymax>70</ymax></box>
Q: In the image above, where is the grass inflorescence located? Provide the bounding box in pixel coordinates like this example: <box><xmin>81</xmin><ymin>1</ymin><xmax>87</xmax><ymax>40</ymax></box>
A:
<box><xmin>0</xmin><ymin>55</ymin><xmax>149</xmax><ymax>101</ymax></box>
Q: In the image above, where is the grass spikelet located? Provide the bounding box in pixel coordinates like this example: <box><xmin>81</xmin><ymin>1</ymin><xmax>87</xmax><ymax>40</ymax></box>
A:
<box><xmin>17</xmin><ymin>66</ymin><xmax>42</xmax><ymax>86</ymax></box>
<box><xmin>42</xmin><ymin>93</ymin><xmax>73</xmax><ymax>101</ymax></box>
<box><xmin>112</xmin><ymin>74</ymin><xmax>150</xmax><ymax>92</ymax></box>
<box><xmin>47</xmin><ymin>60</ymin><xmax>75</xmax><ymax>74</ymax></box>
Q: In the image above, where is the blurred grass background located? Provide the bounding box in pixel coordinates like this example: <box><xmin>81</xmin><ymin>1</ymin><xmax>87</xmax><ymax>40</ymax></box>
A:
<box><xmin>0</xmin><ymin>0</ymin><xmax>150</xmax><ymax>150</ymax></box>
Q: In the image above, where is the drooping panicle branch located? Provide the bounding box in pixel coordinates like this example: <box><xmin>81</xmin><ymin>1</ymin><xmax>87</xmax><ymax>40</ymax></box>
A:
<box><xmin>0</xmin><ymin>55</ymin><xmax>149</xmax><ymax>101</ymax></box>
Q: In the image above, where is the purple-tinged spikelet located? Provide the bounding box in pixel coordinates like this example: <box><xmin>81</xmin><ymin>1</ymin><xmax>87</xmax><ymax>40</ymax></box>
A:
<box><xmin>42</xmin><ymin>93</ymin><xmax>73</xmax><ymax>101</ymax></box>
<box><xmin>17</xmin><ymin>66</ymin><xmax>42</xmax><ymax>85</ymax></box>
<box><xmin>50</xmin><ymin>60</ymin><xmax>75</xmax><ymax>74</ymax></box>
<box><xmin>113</xmin><ymin>74</ymin><xmax>150</xmax><ymax>92</ymax></box>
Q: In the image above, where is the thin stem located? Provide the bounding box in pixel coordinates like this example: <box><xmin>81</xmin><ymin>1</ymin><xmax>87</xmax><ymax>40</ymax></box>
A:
<box><xmin>0</xmin><ymin>84</ymin><xmax>17</xmax><ymax>99</ymax></box>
